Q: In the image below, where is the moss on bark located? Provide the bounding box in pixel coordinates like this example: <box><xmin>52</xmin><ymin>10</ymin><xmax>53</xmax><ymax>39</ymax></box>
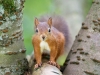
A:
<box><xmin>0</xmin><ymin>0</ymin><xmax>16</xmax><ymax>15</ymax></box>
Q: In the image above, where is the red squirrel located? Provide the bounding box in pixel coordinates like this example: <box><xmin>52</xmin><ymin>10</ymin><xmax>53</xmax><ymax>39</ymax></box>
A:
<box><xmin>32</xmin><ymin>15</ymin><xmax>70</xmax><ymax>69</ymax></box>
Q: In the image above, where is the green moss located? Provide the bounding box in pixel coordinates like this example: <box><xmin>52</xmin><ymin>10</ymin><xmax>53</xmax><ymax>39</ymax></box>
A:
<box><xmin>0</xmin><ymin>0</ymin><xmax>16</xmax><ymax>15</ymax></box>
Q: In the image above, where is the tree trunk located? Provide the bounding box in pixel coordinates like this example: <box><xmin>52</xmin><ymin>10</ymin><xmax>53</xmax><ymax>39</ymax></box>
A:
<box><xmin>0</xmin><ymin>0</ymin><xmax>28</xmax><ymax>75</ymax></box>
<box><xmin>63</xmin><ymin>0</ymin><xmax>100</xmax><ymax>75</ymax></box>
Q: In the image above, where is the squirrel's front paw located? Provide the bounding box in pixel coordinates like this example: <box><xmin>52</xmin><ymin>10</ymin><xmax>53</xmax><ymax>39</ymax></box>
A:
<box><xmin>48</xmin><ymin>61</ymin><xmax>56</xmax><ymax>66</ymax></box>
<box><xmin>34</xmin><ymin>63</ymin><xmax>42</xmax><ymax>69</ymax></box>
<box><xmin>47</xmin><ymin>61</ymin><xmax>60</xmax><ymax>69</ymax></box>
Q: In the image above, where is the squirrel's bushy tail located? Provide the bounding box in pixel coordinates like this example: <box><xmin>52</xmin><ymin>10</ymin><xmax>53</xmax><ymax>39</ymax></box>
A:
<box><xmin>39</xmin><ymin>15</ymin><xmax>71</xmax><ymax>50</ymax></box>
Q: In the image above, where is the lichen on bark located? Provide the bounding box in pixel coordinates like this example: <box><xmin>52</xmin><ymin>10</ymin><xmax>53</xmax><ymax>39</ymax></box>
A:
<box><xmin>0</xmin><ymin>0</ymin><xmax>28</xmax><ymax>75</ymax></box>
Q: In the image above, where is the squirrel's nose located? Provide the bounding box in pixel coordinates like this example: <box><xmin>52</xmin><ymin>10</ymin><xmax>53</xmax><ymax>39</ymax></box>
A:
<box><xmin>42</xmin><ymin>36</ymin><xmax>45</xmax><ymax>40</ymax></box>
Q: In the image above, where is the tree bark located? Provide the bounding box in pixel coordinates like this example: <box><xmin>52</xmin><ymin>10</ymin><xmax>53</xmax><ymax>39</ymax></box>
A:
<box><xmin>0</xmin><ymin>0</ymin><xmax>28</xmax><ymax>75</ymax></box>
<box><xmin>63</xmin><ymin>0</ymin><xmax>100</xmax><ymax>75</ymax></box>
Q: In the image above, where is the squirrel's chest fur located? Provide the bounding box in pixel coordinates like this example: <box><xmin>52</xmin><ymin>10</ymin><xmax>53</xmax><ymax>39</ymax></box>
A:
<box><xmin>40</xmin><ymin>41</ymin><xmax>50</xmax><ymax>54</ymax></box>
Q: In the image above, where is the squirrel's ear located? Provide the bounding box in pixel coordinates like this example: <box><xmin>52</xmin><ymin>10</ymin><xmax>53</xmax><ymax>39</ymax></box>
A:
<box><xmin>48</xmin><ymin>17</ymin><xmax>52</xmax><ymax>27</ymax></box>
<box><xmin>34</xmin><ymin>18</ymin><xmax>39</xmax><ymax>27</ymax></box>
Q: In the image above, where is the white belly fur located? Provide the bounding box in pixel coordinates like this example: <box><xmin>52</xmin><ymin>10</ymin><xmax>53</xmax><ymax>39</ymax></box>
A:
<box><xmin>40</xmin><ymin>41</ymin><xmax>50</xmax><ymax>54</ymax></box>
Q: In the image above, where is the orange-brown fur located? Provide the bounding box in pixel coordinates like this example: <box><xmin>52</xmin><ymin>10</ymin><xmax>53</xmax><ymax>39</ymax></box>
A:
<box><xmin>32</xmin><ymin>16</ymin><xmax>69</xmax><ymax>69</ymax></box>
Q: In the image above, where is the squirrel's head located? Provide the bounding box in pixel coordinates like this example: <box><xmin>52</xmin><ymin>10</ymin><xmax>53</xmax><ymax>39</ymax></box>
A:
<box><xmin>34</xmin><ymin>17</ymin><xmax>52</xmax><ymax>41</ymax></box>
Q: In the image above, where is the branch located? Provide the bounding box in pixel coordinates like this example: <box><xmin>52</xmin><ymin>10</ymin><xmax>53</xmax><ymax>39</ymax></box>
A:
<box><xmin>32</xmin><ymin>63</ymin><xmax>62</xmax><ymax>75</ymax></box>
<box><xmin>26</xmin><ymin>54</ymin><xmax>63</xmax><ymax>75</ymax></box>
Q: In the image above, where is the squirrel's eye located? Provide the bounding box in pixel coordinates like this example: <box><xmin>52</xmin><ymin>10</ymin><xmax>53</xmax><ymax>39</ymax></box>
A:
<box><xmin>48</xmin><ymin>28</ymin><xmax>51</xmax><ymax>32</ymax></box>
<box><xmin>35</xmin><ymin>29</ymin><xmax>38</xmax><ymax>33</ymax></box>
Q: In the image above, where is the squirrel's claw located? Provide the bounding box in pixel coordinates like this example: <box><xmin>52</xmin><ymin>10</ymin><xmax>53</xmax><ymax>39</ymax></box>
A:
<box><xmin>34</xmin><ymin>63</ymin><xmax>42</xmax><ymax>69</ymax></box>
<box><xmin>48</xmin><ymin>61</ymin><xmax>56</xmax><ymax>66</ymax></box>
<box><xmin>47</xmin><ymin>61</ymin><xmax>60</xmax><ymax>69</ymax></box>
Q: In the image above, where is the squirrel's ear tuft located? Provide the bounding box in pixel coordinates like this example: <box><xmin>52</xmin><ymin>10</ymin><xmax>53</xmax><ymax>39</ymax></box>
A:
<box><xmin>34</xmin><ymin>18</ymin><xmax>39</xmax><ymax>27</ymax></box>
<box><xmin>48</xmin><ymin>17</ymin><xmax>52</xmax><ymax>27</ymax></box>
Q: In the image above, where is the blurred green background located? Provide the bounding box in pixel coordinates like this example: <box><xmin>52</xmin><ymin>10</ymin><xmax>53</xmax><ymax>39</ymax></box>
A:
<box><xmin>23</xmin><ymin>0</ymin><xmax>93</xmax><ymax>55</ymax></box>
